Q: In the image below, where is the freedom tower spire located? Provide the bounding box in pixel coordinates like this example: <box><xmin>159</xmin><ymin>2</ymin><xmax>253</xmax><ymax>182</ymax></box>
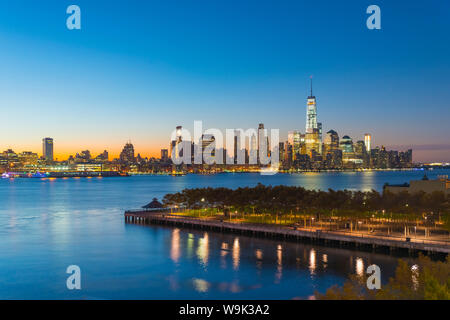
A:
<box><xmin>306</xmin><ymin>76</ymin><xmax>317</xmax><ymax>134</ymax></box>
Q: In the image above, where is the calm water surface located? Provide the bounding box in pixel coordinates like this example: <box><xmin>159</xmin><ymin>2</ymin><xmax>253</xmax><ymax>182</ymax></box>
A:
<box><xmin>1</xmin><ymin>170</ymin><xmax>447</xmax><ymax>299</ymax></box>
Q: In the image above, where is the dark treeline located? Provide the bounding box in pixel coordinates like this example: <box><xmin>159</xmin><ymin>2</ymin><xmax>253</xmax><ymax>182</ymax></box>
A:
<box><xmin>162</xmin><ymin>183</ymin><xmax>450</xmax><ymax>222</ymax></box>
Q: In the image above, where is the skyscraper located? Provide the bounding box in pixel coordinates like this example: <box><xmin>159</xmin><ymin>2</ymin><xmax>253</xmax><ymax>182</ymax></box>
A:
<box><xmin>120</xmin><ymin>142</ymin><xmax>135</xmax><ymax>163</ymax></box>
<box><xmin>306</xmin><ymin>77</ymin><xmax>317</xmax><ymax>134</ymax></box>
<box><xmin>42</xmin><ymin>137</ymin><xmax>54</xmax><ymax>162</ymax></box>
<box><xmin>160</xmin><ymin>149</ymin><xmax>169</xmax><ymax>162</ymax></box>
<box><xmin>323</xmin><ymin>130</ymin><xmax>339</xmax><ymax>153</ymax></box>
<box><xmin>364</xmin><ymin>134</ymin><xmax>372</xmax><ymax>153</ymax></box>
<box><xmin>340</xmin><ymin>135</ymin><xmax>354</xmax><ymax>154</ymax></box>
<box><xmin>170</xmin><ymin>126</ymin><xmax>183</xmax><ymax>159</ymax></box>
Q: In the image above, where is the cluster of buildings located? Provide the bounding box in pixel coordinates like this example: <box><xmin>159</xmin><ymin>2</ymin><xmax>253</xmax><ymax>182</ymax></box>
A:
<box><xmin>1</xmin><ymin>81</ymin><xmax>415</xmax><ymax>175</ymax></box>
<box><xmin>280</xmin><ymin>81</ymin><xmax>412</xmax><ymax>170</ymax></box>
<box><xmin>167</xmin><ymin>80</ymin><xmax>413</xmax><ymax>172</ymax></box>
<box><xmin>0</xmin><ymin>138</ymin><xmax>173</xmax><ymax>175</ymax></box>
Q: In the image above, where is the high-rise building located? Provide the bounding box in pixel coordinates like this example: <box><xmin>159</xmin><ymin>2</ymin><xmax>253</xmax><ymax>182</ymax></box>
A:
<box><xmin>120</xmin><ymin>142</ymin><xmax>135</xmax><ymax>163</ymax></box>
<box><xmin>305</xmin><ymin>129</ymin><xmax>321</xmax><ymax>157</ymax></box>
<box><xmin>323</xmin><ymin>130</ymin><xmax>339</xmax><ymax>153</ymax></box>
<box><xmin>42</xmin><ymin>138</ymin><xmax>54</xmax><ymax>162</ymax></box>
<box><xmin>161</xmin><ymin>149</ymin><xmax>169</xmax><ymax>162</ymax></box>
<box><xmin>306</xmin><ymin>77</ymin><xmax>318</xmax><ymax>134</ymax></box>
<box><xmin>170</xmin><ymin>125</ymin><xmax>183</xmax><ymax>159</ymax></box>
<box><xmin>201</xmin><ymin>134</ymin><xmax>216</xmax><ymax>164</ymax></box>
<box><xmin>289</xmin><ymin>130</ymin><xmax>304</xmax><ymax>157</ymax></box>
<box><xmin>340</xmin><ymin>135</ymin><xmax>354</xmax><ymax>154</ymax></box>
<box><xmin>355</xmin><ymin>140</ymin><xmax>366</xmax><ymax>159</ymax></box>
<box><xmin>364</xmin><ymin>134</ymin><xmax>372</xmax><ymax>153</ymax></box>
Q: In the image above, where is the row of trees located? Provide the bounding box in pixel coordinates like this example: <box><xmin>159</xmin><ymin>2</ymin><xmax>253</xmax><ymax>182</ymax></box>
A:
<box><xmin>162</xmin><ymin>184</ymin><xmax>450</xmax><ymax>227</ymax></box>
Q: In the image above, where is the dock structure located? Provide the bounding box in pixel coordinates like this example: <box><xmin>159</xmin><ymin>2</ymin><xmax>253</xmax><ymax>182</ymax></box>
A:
<box><xmin>124</xmin><ymin>210</ymin><xmax>450</xmax><ymax>255</ymax></box>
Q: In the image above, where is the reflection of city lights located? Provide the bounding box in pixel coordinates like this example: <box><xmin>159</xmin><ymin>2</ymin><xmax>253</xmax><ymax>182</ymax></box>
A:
<box><xmin>187</xmin><ymin>233</ymin><xmax>194</xmax><ymax>258</ymax></box>
<box><xmin>309</xmin><ymin>249</ymin><xmax>316</xmax><ymax>275</ymax></box>
<box><xmin>411</xmin><ymin>264</ymin><xmax>419</xmax><ymax>290</ymax></box>
<box><xmin>220</xmin><ymin>242</ymin><xmax>228</xmax><ymax>268</ymax></box>
<box><xmin>193</xmin><ymin>278</ymin><xmax>210</xmax><ymax>293</ymax></box>
<box><xmin>221</xmin><ymin>242</ymin><xmax>229</xmax><ymax>257</ymax></box>
<box><xmin>322</xmin><ymin>254</ymin><xmax>328</xmax><ymax>270</ymax></box>
<box><xmin>277</xmin><ymin>246</ymin><xmax>282</xmax><ymax>266</ymax></box>
<box><xmin>356</xmin><ymin>258</ymin><xmax>364</xmax><ymax>276</ymax></box>
<box><xmin>170</xmin><ymin>228</ymin><xmax>180</xmax><ymax>263</ymax></box>
<box><xmin>196</xmin><ymin>233</ymin><xmax>209</xmax><ymax>267</ymax></box>
<box><xmin>275</xmin><ymin>245</ymin><xmax>283</xmax><ymax>281</ymax></box>
<box><xmin>232</xmin><ymin>238</ymin><xmax>240</xmax><ymax>270</ymax></box>
<box><xmin>255</xmin><ymin>249</ymin><xmax>263</xmax><ymax>260</ymax></box>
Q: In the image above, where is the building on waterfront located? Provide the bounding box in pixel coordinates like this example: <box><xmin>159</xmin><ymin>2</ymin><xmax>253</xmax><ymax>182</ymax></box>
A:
<box><xmin>306</xmin><ymin>77</ymin><xmax>318</xmax><ymax>134</ymax></box>
<box><xmin>288</xmin><ymin>130</ymin><xmax>304</xmax><ymax>160</ymax></box>
<box><xmin>364</xmin><ymin>134</ymin><xmax>371</xmax><ymax>153</ymax></box>
<box><xmin>384</xmin><ymin>175</ymin><xmax>450</xmax><ymax>195</ymax></box>
<box><xmin>323</xmin><ymin>130</ymin><xmax>339</xmax><ymax>154</ymax></box>
<box><xmin>305</xmin><ymin>129</ymin><xmax>321</xmax><ymax>158</ymax></box>
<box><xmin>42</xmin><ymin>137</ymin><xmax>54</xmax><ymax>162</ymax></box>
<box><xmin>120</xmin><ymin>142</ymin><xmax>135</xmax><ymax>164</ymax></box>
<box><xmin>257</xmin><ymin>123</ymin><xmax>270</xmax><ymax>162</ymax></box>
<box><xmin>75</xmin><ymin>150</ymin><xmax>92</xmax><ymax>163</ymax></box>
<box><xmin>170</xmin><ymin>126</ymin><xmax>183</xmax><ymax>160</ymax></box>
<box><xmin>161</xmin><ymin>149</ymin><xmax>169</xmax><ymax>162</ymax></box>
<box><xmin>18</xmin><ymin>151</ymin><xmax>39</xmax><ymax>166</ymax></box>
<box><xmin>340</xmin><ymin>135</ymin><xmax>353</xmax><ymax>154</ymax></box>
<box><xmin>95</xmin><ymin>150</ymin><xmax>109</xmax><ymax>162</ymax></box>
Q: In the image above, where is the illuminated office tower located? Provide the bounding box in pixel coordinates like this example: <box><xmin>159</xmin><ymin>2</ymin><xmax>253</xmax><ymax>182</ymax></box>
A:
<box><xmin>355</xmin><ymin>140</ymin><xmax>366</xmax><ymax>159</ymax></box>
<box><xmin>317</xmin><ymin>122</ymin><xmax>322</xmax><ymax>140</ymax></box>
<box><xmin>305</xmin><ymin>129</ymin><xmax>321</xmax><ymax>156</ymax></box>
<box><xmin>323</xmin><ymin>130</ymin><xmax>339</xmax><ymax>154</ymax></box>
<box><xmin>287</xmin><ymin>130</ymin><xmax>301</xmax><ymax>157</ymax></box>
<box><xmin>257</xmin><ymin>123</ymin><xmax>269</xmax><ymax>161</ymax></box>
<box><xmin>306</xmin><ymin>77</ymin><xmax>317</xmax><ymax>134</ymax></box>
<box><xmin>42</xmin><ymin>137</ymin><xmax>54</xmax><ymax>162</ymax></box>
<box><xmin>170</xmin><ymin>126</ymin><xmax>183</xmax><ymax>159</ymax></box>
<box><xmin>340</xmin><ymin>135</ymin><xmax>354</xmax><ymax>154</ymax></box>
<box><xmin>364</xmin><ymin>134</ymin><xmax>372</xmax><ymax>152</ymax></box>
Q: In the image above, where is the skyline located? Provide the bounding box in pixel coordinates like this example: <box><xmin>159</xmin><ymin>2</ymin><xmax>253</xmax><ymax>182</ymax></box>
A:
<box><xmin>1</xmin><ymin>0</ymin><xmax>449</xmax><ymax>162</ymax></box>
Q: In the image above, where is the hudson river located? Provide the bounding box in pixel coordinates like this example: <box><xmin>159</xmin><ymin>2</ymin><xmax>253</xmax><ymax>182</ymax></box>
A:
<box><xmin>0</xmin><ymin>170</ymin><xmax>447</xmax><ymax>299</ymax></box>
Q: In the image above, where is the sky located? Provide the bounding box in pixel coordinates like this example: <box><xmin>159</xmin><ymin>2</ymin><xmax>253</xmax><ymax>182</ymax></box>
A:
<box><xmin>0</xmin><ymin>0</ymin><xmax>449</xmax><ymax>162</ymax></box>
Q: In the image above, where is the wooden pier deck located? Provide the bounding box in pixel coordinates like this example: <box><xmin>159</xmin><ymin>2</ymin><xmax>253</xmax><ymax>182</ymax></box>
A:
<box><xmin>124</xmin><ymin>210</ymin><xmax>450</xmax><ymax>255</ymax></box>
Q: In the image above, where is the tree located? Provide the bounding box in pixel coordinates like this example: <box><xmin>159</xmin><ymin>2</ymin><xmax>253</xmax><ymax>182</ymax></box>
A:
<box><xmin>316</xmin><ymin>254</ymin><xmax>450</xmax><ymax>300</ymax></box>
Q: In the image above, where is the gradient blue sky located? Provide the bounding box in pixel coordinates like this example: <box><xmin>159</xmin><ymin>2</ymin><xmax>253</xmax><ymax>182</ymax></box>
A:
<box><xmin>0</xmin><ymin>0</ymin><xmax>449</xmax><ymax>161</ymax></box>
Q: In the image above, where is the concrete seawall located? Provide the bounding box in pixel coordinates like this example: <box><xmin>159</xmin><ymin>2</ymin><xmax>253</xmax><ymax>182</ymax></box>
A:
<box><xmin>124</xmin><ymin>210</ymin><xmax>450</xmax><ymax>255</ymax></box>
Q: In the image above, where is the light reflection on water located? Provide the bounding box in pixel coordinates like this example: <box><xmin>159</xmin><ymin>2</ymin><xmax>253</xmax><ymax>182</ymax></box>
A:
<box><xmin>0</xmin><ymin>172</ymin><xmax>440</xmax><ymax>299</ymax></box>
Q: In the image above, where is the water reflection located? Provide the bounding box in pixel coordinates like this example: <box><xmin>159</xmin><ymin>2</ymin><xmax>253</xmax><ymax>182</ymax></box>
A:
<box><xmin>196</xmin><ymin>233</ymin><xmax>209</xmax><ymax>267</ymax></box>
<box><xmin>322</xmin><ymin>254</ymin><xmax>328</xmax><ymax>270</ymax></box>
<box><xmin>309</xmin><ymin>249</ymin><xmax>316</xmax><ymax>276</ymax></box>
<box><xmin>232</xmin><ymin>238</ymin><xmax>240</xmax><ymax>270</ymax></box>
<box><xmin>356</xmin><ymin>258</ymin><xmax>364</xmax><ymax>276</ymax></box>
<box><xmin>220</xmin><ymin>242</ymin><xmax>228</xmax><ymax>269</ymax></box>
<box><xmin>186</xmin><ymin>233</ymin><xmax>194</xmax><ymax>259</ymax></box>
<box><xmin>255</xmin><ymin>249</ymin><xmax>263</xmax><ymax>271</ymax></box>
<box><xmin>275</xmin><ymin>245</ymin><xmax>283</xmax><ymax>282</ymax></box>
<box><xmin>193</xmin><ymin>278</ymin><xmax>210</xmax><ymax>293</ymax></box>
<box><xmin>170</xmin><ymin>229</ymin><xmax>180</xmax><ymax>263</ymax></box>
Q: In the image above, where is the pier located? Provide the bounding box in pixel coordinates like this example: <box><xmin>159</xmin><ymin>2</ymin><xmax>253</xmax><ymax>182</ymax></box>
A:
<box><xmin>124</xmin><ymin>210</ymin><xmax>450</xmax><ymax>255</ymax></box>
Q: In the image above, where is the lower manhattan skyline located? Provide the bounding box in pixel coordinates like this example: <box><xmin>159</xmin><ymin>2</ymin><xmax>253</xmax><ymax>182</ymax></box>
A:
<box><xmin>0</xmin><ymin>1</ymin><xmax>449</xmax><ymax>162</ymax></box>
